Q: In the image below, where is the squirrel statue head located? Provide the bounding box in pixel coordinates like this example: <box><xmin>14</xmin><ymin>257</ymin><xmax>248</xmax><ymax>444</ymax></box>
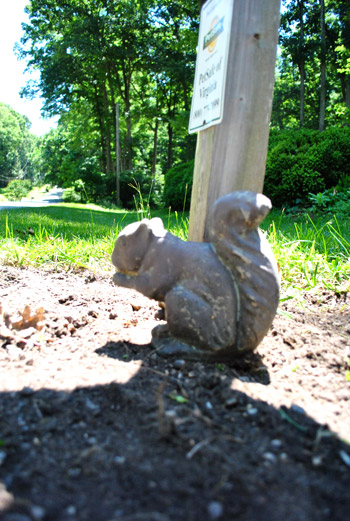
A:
<box><xmin>112</xmin><ymin>217</ymin><xmax>167</xmax><ymax>274</ymax></box>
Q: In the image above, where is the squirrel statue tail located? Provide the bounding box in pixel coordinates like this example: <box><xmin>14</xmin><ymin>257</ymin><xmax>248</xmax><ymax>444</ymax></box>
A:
<box><xmin>206</xmin><ymin>191</ymin><xmax>280</xmax><ymax>353</ymax></box>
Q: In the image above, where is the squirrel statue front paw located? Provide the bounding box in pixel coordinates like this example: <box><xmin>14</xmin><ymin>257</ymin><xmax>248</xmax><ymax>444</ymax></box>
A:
<box><xmin>111</xmin><ymin>191</ymin><xmax>280</xmax><ymax>361</ymax></box>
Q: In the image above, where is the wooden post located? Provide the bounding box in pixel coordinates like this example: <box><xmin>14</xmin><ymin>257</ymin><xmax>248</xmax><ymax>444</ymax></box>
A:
<box><xmin>188</xmin><ymin>0</ymin><xmax>280</xmax><ymax>241</ymax></box>
<box><xmin>115</xmin><ymin>102</ymin><xmax>121</xmax><ymax>206</ymax></box>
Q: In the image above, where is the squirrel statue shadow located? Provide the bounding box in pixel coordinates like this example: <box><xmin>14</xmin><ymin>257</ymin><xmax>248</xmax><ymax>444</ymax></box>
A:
<box><xmin>112</xmin><ymin>191</ymin><xmax>280</xmax><ymax>361</ymax></box>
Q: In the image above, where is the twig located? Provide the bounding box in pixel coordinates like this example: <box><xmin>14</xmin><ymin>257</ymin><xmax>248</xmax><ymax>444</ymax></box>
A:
<box><xmin>156</xmin><ymin>380</ymin><xmax>168</xmax><ymax>438</ymax></box>
<box><xmin>279</xmin><ymin>407</ymin><xmax>308</xmax><ymax>433</ymax></box>
<box><xmin>186</xmin><ymin>437</ymin><xmax>214</xmax><ymax>459</ymax></box>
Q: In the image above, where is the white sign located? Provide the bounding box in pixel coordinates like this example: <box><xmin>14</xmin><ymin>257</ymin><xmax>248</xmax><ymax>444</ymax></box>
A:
<box><xmin>189</xmin><ymin>0</ymin><xmax>234</xmax><ymax>134</ymax></box>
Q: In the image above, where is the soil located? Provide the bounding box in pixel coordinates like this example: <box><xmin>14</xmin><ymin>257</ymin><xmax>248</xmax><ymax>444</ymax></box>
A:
<box><xmin>0</xmin><ymin>264</ymin><xmax>349</xmax><ymax>521</ymax></box>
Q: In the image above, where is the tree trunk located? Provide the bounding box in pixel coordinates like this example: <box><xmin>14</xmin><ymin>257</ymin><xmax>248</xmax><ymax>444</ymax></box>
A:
<box><xmin>299</xmin><ymin>62</ymin><xmax>305</xmax><ymax>127</ymax></box>
<box><xmin>122</xmin><ymin>55</ymin><xmax>133</xmax><ymax>171</ymax></box>
<box><xmin>111</xmin><ymin>56</ymin><xmax>133</xmax><ymax>171</ymax></box>
<box><xmin>102</xmin><ymin>81</ymin><xmax>113</xmax><ymax>175</ymax></box>
<box><xmin>124</xmin><ymin>94</ymin><xmax>133</xmax><ymax>171</ymax></box>
<box><xmin>319</xmin><ymin>0</ymin><xmax>326</xmax><ymax>131</ymax></box>
<box><xmin>94</xmin><ymin>84</ymin><xmax>108</xmax><ymax>174</ymax></box>
<box><xmin>167</xmin><ymin>122</ymin><xmax>173</xmax><ymax>171</ymax></box>
<box><xmin>346</xmin><ymin>76</ymin><xmax>350</xmax><ymax>107</ymax></box>
<box><xmin>299</xmin><ymin>0</ymin><xmax>305</xmax><ymax>128</ymax></box>
<box><xmin>151</xmin><ymin>118</ymin><xmax>159</xmax><ymax>177</ymax></box>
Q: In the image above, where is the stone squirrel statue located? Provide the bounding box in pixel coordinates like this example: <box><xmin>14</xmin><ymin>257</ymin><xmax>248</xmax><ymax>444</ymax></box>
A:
<box><xmin>112</xmin><ymin>191</ymin><xmax>280</xmax><ymax>361</ymax></box>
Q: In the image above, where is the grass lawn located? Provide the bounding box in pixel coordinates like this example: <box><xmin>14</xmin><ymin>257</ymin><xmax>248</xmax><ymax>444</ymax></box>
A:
<box><xmin>0</xmin><ymin>202</ymin><xmax>349</xmax><ymax>296</ymax></box>
<box><xmin>0</xmin><ymin>204</ymin><xmax>188</xmax><ymax>273</ymax></box>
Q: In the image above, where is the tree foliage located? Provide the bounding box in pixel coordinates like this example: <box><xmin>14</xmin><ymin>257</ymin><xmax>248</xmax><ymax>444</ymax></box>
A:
<box><xmin>0</xmin><ymin>103</ymin><xmax>38</xmax><ymax>188</ymax></box>
<box><xmin>7</xmin><ymin>0</ymin><xmax>350</xmax><ymax>208</ymax></box>
<box><xmin>273</xmin><ymin>0</ymin><xmax>350</xmax><ymax>130</ymax></box>
<box><xmin>17</xmin><ymin>0</ymin><xmax>199</xmax><ymax>204</ymax></box>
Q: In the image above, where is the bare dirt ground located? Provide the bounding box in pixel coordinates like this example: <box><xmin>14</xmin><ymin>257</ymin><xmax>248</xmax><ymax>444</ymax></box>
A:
<box><xmin>0</xmin><ymin>264</ymin><xmax>349</xmax><ymax>521</ymax></box>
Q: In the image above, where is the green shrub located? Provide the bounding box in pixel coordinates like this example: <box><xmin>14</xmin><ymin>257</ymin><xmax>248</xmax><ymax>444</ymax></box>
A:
<box><xmin>163</xmin><ymin>160</ymin><xmax>194</xmax><ymax>210</ymax></box>
<box><xmin>265</xmin><ymin>127</ymin><xmax>350</xmax><ymax>206</ymax></box>
<box><xmin>2</xmin><ymin>179</ymin><xmax>32</xmax><ymax>201</ymax></box>
<box><xmin>62</xmin><ymin>179</ymin><xmax>86</xmax><ymax>203</ymax></box>
<box><xmin>62</xmin><ymin>187</ymin><xmax>83</xmax><ymax>203</ymax></box>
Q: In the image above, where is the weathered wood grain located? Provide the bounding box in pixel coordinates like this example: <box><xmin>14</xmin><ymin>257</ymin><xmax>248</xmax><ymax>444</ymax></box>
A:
<box><xmin>188</xmin><ymin>0</ymin><xmax>280</xmax><ymax>241</ymax></box>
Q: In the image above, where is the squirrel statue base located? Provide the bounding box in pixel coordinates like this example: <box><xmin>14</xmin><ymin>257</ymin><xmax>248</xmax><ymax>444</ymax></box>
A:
<box><xmin>111</xmin><ymin>191</ymin><xmax>280</xmax><ymax>361</ymax></box>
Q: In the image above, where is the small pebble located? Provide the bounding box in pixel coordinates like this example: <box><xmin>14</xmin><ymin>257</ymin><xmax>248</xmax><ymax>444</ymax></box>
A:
<box><xmin>270</xmin><ymin>439</ymin><xmax>282</xmax><ymax>448</ymax></box>
<box><xmin>207</xmin><ymin>500</ymin><xmax>224</xmax><ymax>520</ymax></box>
<box><xmin>173</xmin><ymin>359</ymin><xmax>186</xmax><ymax>370</ymax></box>
<box><xmin>30</xmin><ymin>505</ymin><xmax>46</xmax><ymax>521</ymax></box>
<box><xmin>84</xmin><ymin>398</ymin><xmax>100</xmax><ymax>414</ymax></box>
<box><xmin>66</xmin><ymin>505</ymin><xmax>77</xmax><ymax>516</ymax></box>
<box><xmin>205</xmin><ymin>401</ymin><xmax>213</xmax><ymax>410</ymax></box>
<box><xmin>247</xmin><ymin>407</ymin><xmax>258</xmax><ymax>416</ymax></box>
<box><xmin>339</xmin><ymin>450</ymin><xmax>350</xmax><ymax>467</ymax></box>
<box><xmin>225</xmin><ymin>397</ymin><xmax>238</xmax><ymax>408</ymax></box>
<box><xmin>312</xmin><ymin>455</ymin><xmax>323</xmax><ymax>467</ymax></box>
<box><xmin>68</xmin><ymin>468</ymin><xmax>81</xmax><ymax>477</ymax></box>
<box><xmin>263</xmin><ymin>452</ymin><xmax>277</xmax><ymax>464</ymax></box>
<box><xmin>113</xmin><ymin>456</ymin><xmax>126</xmax><ymax>465</ymax></box>
<box><xmin>280</xmin><ymin>452</ymin><xmax>288</xmax><ymax>462</ymax></box>
<box><xmin>291</xmin><ymin>404</ymin><xmax>306</xmax><ymax>415</ymax></box>
<box><xmin>6</xmin><ymin>346</ymin><xmax>23</xmax><ymax>359</ymax></box>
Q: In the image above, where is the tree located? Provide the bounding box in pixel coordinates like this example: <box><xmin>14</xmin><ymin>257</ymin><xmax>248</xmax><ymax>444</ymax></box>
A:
<box><xmin>319</xmin><ymin>0</ymin><xmax>326</xmax><ymax>130</ymax></box>
<box><xmin>19</xmin><ymin>0</ymin><xmax>199</xmax><ymax>195</ymax></box>
<box><xmin>280</xmin><ymin>0</ymin><xmax>319</xmax><ymax>128</ymax></box>
<box><xmin>274</xmin><ymin>0</ymin><xmax>350</xmax><ymax>130</ymax></box>
<box><xmin>40</xmin><ymin>101</ymin><xmax>105</xmax><ymax>200</ymax></box>
<box><xmin>0</xmin><ymin>103</ymin><xmax>38</xmax><ymax>188</ymax></box>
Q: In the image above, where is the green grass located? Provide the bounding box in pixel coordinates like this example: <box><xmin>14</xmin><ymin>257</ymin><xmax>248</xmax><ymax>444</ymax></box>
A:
<box><xmin>261</xmin><ymin>209</ymin><xmax>350</xmax><ymax>295</ymax></box>
<box><xmin>0</xmin><ymin>203</ymin><xmax>188</xmax><ymax>272</ymax></box>
<box><xmin>0</xmin><ymin>203</ymin><xmax>349</xmax><ymax>295</ymax></box>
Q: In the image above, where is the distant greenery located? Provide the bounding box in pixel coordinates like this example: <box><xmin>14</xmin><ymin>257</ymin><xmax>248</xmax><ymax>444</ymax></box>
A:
<box><xmin>1</xmin><ymin>0</ymin><xmax>350</xmax><ymax>217</ymax></box>
<box><xmin>0</xmin><ymin>203</ymin><xmax>349</xmax><ymax>295</ymax></box>
<box><xmin>274</xmin><ymin>0</ymin><xmax>349</xmax><ymax>131</ymax></box>
<box><xmin>153</xmin><ymin>127</ymin><xmax>350</xmax><ymax>210</ymax></box>
<box><xmin>1</xmin><ymin>179</ymin><xmax>32</xmax><ymax>201</ymax></box>
<box><xmin>0</xmin><ymin>103</ymin><xmax>40</xmax><ymax>189</ymax></box>
<box><xmin>17</xmin><ymin>0</ymin><xmax>199</xmax><ymax>198</ymax></box>
<box><xmin>163</xmin><ymin>160</ymin><xmax>193</xmax><ymax>210</ymax></box>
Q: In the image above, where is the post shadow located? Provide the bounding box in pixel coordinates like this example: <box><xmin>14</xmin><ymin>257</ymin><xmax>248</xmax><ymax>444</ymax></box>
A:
<box><xmin>0</xmin><ymin>341</ymin><xmax>349</xmax><ymax>521</ymax></box>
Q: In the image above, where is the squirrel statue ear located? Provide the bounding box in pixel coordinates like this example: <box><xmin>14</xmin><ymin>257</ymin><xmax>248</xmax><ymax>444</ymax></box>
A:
<box><xmin>149</xmin><ymin>217</ymin><xmax>167</xmax><ymax>237</ymax></box>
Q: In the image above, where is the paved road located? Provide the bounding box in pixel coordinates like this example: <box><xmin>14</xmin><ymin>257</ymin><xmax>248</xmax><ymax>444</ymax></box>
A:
<box><xmin>0</xmin><ymin>188</ymin><xmax>64</xmax><ymax>210</ymax></box>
